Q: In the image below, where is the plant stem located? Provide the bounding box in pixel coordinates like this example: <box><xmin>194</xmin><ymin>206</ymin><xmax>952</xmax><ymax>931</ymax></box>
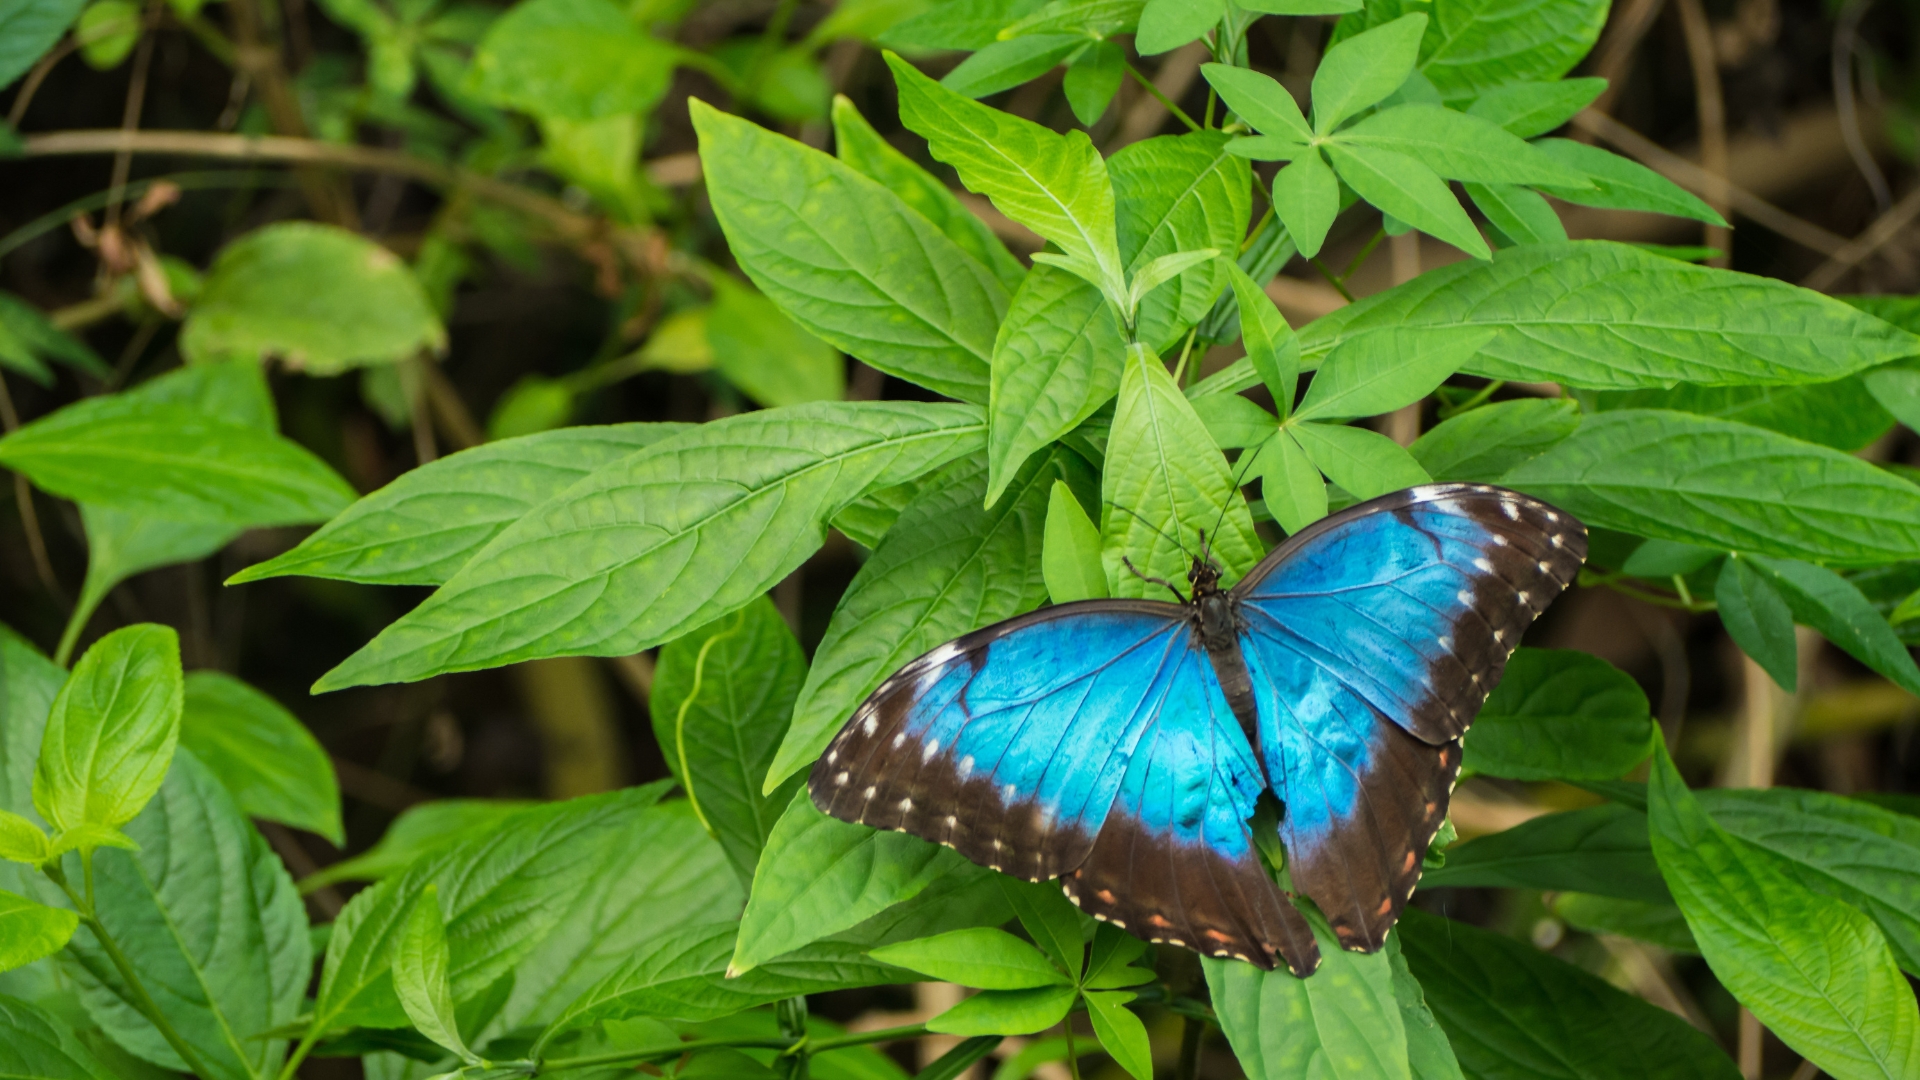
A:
<box><xmin>1177</xmin><ymin>1016</ymin><xmax>1204</xmax><ymax>1080</ymax></box>
<box><xmin>1064</xmin><ymin>1021</ymin><xmax>1082</xmax><ymax>1080</ymax></box>
<box><xmin>1307</xmin><ymin>257</ymin><xmax>1356</xmax><ymax>303</ymax></box>
<box><xmin>48</xmin><ymin>863</ymin><xmax>220</xmax><ymax>1080</ymax></box>
<box><xmin>277</xmin><ymin>1026</ymin><xmax>321</xmax><ymax>1080</ymax></box>
<box><xmin>1340</xmin><ymin>228</ymin><xmax>1387</xmax><ymax>282</ymax></box>
<box><xmin>1171</xmin><ymin>326</ymin><xmax>1200</xmax><ymax>386</ymax></box>
<box><xmin>1240</xmin><ymin>206</ymin><xmax>1274</xmax><ymax>254</ymax></box>
<box><xmin>1121</xmin><ymin>60</ymin><xmax>1200</xmax><ymax>132</ymax></box>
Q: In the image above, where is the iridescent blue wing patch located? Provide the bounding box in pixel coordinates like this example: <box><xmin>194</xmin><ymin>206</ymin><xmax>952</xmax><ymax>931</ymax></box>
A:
<box><xmin>1234</xmin><ymin>484</ymin><xmax>1587</xmax><ymax>951</ymax></box>
<box><xmin>808</xmin><ymin>602</ymin><xmax>1319</xmax><ymax>974</ymax></box>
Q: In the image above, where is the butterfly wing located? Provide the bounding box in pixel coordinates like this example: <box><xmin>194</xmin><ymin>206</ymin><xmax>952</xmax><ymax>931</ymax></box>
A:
<box><xmin>1232</xmin><ymin>483</ymin><xmax>1587</xmax><ymax>951</ymax></box>
<box><xmin>808</xmin><ymin>602</ymin><xmax>1318</xmax><ymax>973</ymax></box>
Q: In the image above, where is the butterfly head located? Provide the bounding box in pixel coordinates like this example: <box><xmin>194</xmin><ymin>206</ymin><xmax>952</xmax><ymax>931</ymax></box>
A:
<box><xmin>1187</xmin><ymin>530</ymin><xmax>1224</xmax><ymax>598</ymax></box>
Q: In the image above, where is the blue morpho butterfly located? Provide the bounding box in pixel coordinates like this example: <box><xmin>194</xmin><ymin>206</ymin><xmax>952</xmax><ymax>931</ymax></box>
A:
<box><xmin>809</xmin><ymin>483</ymin><xmax>1586</xmax><ymax>975</ymax></box>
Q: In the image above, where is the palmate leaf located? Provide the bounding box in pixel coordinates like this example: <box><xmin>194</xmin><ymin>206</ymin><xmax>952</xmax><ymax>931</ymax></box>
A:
<box><xmin>1464</xmin><ymin>78</ymin><xmax>1606</xmax><ymax>138</ymax></box>
<box><xmin>870</xmin><ymin>927</ymin><xmax>1069</xmax><ymax>989</ymax></box>
<box><xmin>1333</xmin><ymin>0</ymin><xmax>1609</xmax><ymax>103</ymax></box>
<box><xmin>1311</xmin><ymin>14</ymin><xmax>1427</xmax><ymax>134</ymax></box>
<box><xmin>1649</xmin><ymin>747</ymin><xmax>1920</xmax><ymax>1080</ymax></box>
<box><xmin>316</xmin><ymin>402</ymin><xmax>984</xmax><ymax>690</ymax></box>
<box><xmin>1324</xmin><ymin>143</ymin><xmax>1492</xmax><ymax>261</ymax></box>
<box><xmin>1333</xmin><ymin>105</ymin><xmax>1590</xmax><ymax>188</ymax></box>
<box><xmin>773</xmin><ymin>449</ymin><xmax>1072</xmax><ymax>789</ymax></box>
<box><xmin>1467</xmin><ymin>182</ymin><xmax>1568</xmax><ymax>245</ymax></box>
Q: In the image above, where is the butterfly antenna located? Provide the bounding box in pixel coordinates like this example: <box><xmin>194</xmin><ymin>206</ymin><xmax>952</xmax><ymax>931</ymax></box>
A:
<box><xmin>1110</xmin><ymin>502</ymin><xmax>1198</xmax><ymax>564</ymax></box>
<box><xmin>1122</xmin><ymin>556</ymin><xmax>1188</xmax><ymax>603</ymax></box>
<box><xmin>1205</xmin><ymin>447</ymin><xmax>1265</xmax><ymax>566</ymax></box>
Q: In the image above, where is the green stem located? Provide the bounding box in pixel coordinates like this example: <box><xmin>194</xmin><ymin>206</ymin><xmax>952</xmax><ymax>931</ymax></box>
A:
<box><xmin>1170</xmin><ymin>326</ymin><xmax>1200</xmax><ymax>386</ymax></box>
<box><xmin>1340</xmin><ymin>227</ymin><xmax>1387</xmax><ymax>283</ymax></box>
<box><xmin>277</xmin><ymin>1028</ymin><xmax>321</xmax><ymax>1080</ymax></box>
<box><xmin>1177</xmin><ymin>1016</ymin><xmax>1204</xmax><ymax>1080</ymax></box>
<box><xmin>49</xmin><ymin>864</ymin><xmax>220</xmax><ymax>1080</ymax></box>
<box><xmin>53</xmin><ymin>586</ymin><xmax>105</xmax><ymax>667</ymax></box>
<box><xmin>1580</xmin><ymin>570</ymin><xmax>1716</xmax><ymax>612</ymax></box>
<box><xmin>1240</xmin><ymin>206</ymin><xmax>1274</xmax><ymax>254</ymax></box>
<box><xmin>536</xmin><ymin>1024</ymin><xmax>928</xmax><ymax>1076</ymax></box>
<box><xmin>1122</xmin><ymin>60</ymin><xmax>1200</xmax><ymax>132</ymax></box>
<box><xmin>1436</xmin><ymin>380</ymin><xmax>1505</xmax><ymax>419</ymax></box>
<box><xmin>1308</xmin><ymin>257</ymin><xmax>1356</xmax><ymax>303</ymax></box>
<box><xmin>1204</xmin><ymin>87</ymin><xmax>1217</xmax><ymax>129</ymax></box>
<box><xmin>1065</xmin><ymin>1021</ymin><xmax>1082</xmax><ymax>1080</ymax></box>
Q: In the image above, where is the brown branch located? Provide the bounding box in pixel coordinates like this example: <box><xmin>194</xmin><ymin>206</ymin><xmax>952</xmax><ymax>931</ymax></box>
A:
<box><xmin>106</xmin><ymin>0</ymin><xmax>165</xmax><ymax>233</ymax></box>
<box><xmin>225</xmin><ymin>0</ymin><xmax>359</xmax><ymax>227</ymax></box>
<box><xmin>1673</xmin><ymin>0</ymin><xmax>1731</xmax><ymax>265</ymax></box>
<box><xmin>1801</xmin><ymin>183</ymin><xmax>1920</xmax><ymax>291</ymax></box>
<box><xmin>7</xmin><ymin>38</ymin><xmax>77</xmax><ymax>126</ymax></box>
<box><xmin>0</xmin><ymin>374</ymin><xmax>61</xmax><ymax>598</ymax></box>
<box><xmin>1570</xmin><ymin>110</ymin><xmax>1850</xmax><ymax>257</ymax></box>
<box><xmin>1584</xmin><ymin>0</ymin><xmax>1667</xmax><ymax>121</ymax></box>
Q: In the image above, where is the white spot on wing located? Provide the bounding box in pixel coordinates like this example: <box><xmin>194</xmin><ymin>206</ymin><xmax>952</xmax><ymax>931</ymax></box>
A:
<box><xmin>1473</xmin><ymin>558</ymin><xmax>1493</xmax><ymax>573</ymax></box>
<box><xmin>1456</xmin><ymin>589</ymin><xmax>1473</xmax><ymax>606</ymax></box>
<box><xmin>1437</xmin><ymin>634</ymin><xmax>1453</xmax><ymax>650</ymax></box>
<box><xmin>835</xmin><ymin>771</ymin><xmax>850</xmax><ymax>786</ymax></box>
<box><xmin>958</xmin><ymin>756</ymin><xmax>974</xmax><ymax>779</ymax></box>
<box><xmin>863</xmin><ymin>786</ymin><xmax>876</xmax><ymax>799</ymax></box>
<box><xmin>862</xmin><ymin>715</ymin><xmax>878</xmax><ymax>736</ymax></box>
<box><xmin>898</xmin><ymin>797</ymin><xmax>913</xmax><ymax>812</ymax></box>
<box><xmin>891</xmin><ymin>732</ymin><xmax>905</xmax><ymax>749</ymax></box>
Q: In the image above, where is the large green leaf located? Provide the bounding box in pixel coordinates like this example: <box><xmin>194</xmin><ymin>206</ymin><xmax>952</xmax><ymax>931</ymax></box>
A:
<box><xmin>772</xmin><ymin>449</ymin><xmax>1072</xmax><ymax>790</ymax></box>
<box><xmin>1648</xmin><ymin>748</ymin><xmax>1920</xmax><ymax>1080</ymax></box>
<box><xmin>1716</xmin><ymin>554</ymin><xmax>1798</xmax><ymax>690</ymax></box>
<box><xmin>1420</xmin><ymin>803</ymin><xmax>1668</xmax><ymax>902</ymax></box>
<box><xmin>984</xmin><ymin>268</ymin><xmax>1125</xmax><ymax>504</ymax></box>
<box><xmin>1502</xmin><ymin>409</ymin><xmax>1920</xmax><ymax>566</ymax></box>
<box><xmin>1196</xmin><ymin>243</ymin><xmax>1920</xmax><ymax>396</ymax></box>
<box><xmin>0</xmin><ymin>0</ymin><xmax>87</xmax><ymax>90</ymax></box>
<box><xmin>1384</xmin><ymin>934</ymin><xmax>1464</xmax><ymax>1080</ymax></box>
<box><xmin>1463</xmin><ymin>648</ymin><xmax>1654</xmax><ymax>781</ymax></box>
<box><xmin>1402</xmin><ymin>0</ymin><xmax>1608</xmax><ymax>101</ymax></box>
<box><xmin>296</xmin><ymin>799</ymin><xmax>536</xmax><ymax>892</ymax></box>
<box><xmin>831</xmin><ymin>95</ymin><xmax>1027</xmax><ymax>292</ymax></box>
<box><xmin>316</xmin><ymin>402</ymin><xmax>984</xmax><ymax>690</ymax></box>
<box><xmin>1399</xmin><ymin>907</ymin><xmax>1739</xmax><ymax>1079</ymax></box>
<box><xmin>179</xmin><ymin>672</ymin><xmax>342</xmax><ymax>845</ymax></box>
<box><xmin>1324</xmin><ymin>143</ymin><xmax>1491</xmax><ymax>260</ymax></box>
<box><xmin>1409</xmin><ymin>398</ymin><xmax>1579</xmax><ymax>482</ymax></box>
<box><xmin>1292</xmin><ymin>327</ymin><xmax>1494</xmax><ymax>423</ymax></box>
<box><xmin>706</xmin><ymin>275</ymin><xmax>845</xmax><ymax>407</ymax></box>
<box><xmin>730</xmin><ymin>791</ymin><xmax>981</xmax><ymax>974</ymax></box>
<box><xmin>0</xmin><ymin>993</ymin><xmax>110</xmax><ymax>1080</ymax></box>
<box><xmin>651</xmin><ymin>597</ymin><xmax>807</xmax><ymax>885</ymax></box>
<box><xmin>1532</xmin><ymin>139</ymin><xmax>1727</xmax><ymax>226</ymax></box>
<box><xmin>311</xmin><ymin>783</ymin><xmax>670</xmax><ymax>1034</ymax></box>
<box><xmin>1334</xmin><ymin>105</ymin><xmax>1589</xmax><ymax>187</ymax></box>
<box><xmin>1746</xmin><ymin>556</ymin><xmax>1920</xmax><ymax>696</ymax></box>
<box><xmin>693</xmin><ymin>102</ymin><xmax>1004</xmax><ymax>403</ymax></box>
<box><xmin>1103</xmin><ymin>346</ymin><xmax>1261</xmax><ymax>596</ymax></box>
<box><xmin>179</xmin><ymin>223</ymin><xmax>445</xmax><ymax>373</ymax></box>
<box><xmin>887</xmin><ymin>52</ymin><xmax>1124</xmax><ymax>300</ymax></box>
<box><xmin>0</xmin><ymin>891</ymin><xmax>77</xmax><ymax>973</ymax></box>
<box><xmin>466</xmin><ymin>0</ymin><xmax>679</xmax><ymax>119</ymax></box>
<box><xmin>234</xmin><ymin>424</ymin><xmax>682</xmax><ymax>587</ymax></box>
<box><xmin>1595</xmin><ymin>378</ymin><xmax>1893</xmax><ymax>452</ymax></box>
<box><xmin>1204</xmin><ymin>911</ymin><xmax>1411</xmax><ymax>1080</ymax></box>
<box><xmin>34</xmin><ymin>625</ymin><xmax>182</xmax><ymax>835</ymax></box>
<box><xmin>62</xmin><ymin>750</ymin><xmax>309</xmax><ymax>1080</ymax></box>
<box><xmin>1110</xmin><ymin>131</ymin><xmax>1252</xmax><ymax>349</ymax></box>
<box><xmin>488</xmin><ymin>800</ymin><xmax>740</xmax><ymax>1034</ymax></box>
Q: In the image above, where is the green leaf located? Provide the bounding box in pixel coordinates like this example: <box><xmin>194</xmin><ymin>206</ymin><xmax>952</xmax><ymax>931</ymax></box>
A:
<box><xmin>1204</xmin><ymin>910</ymin><xmax>1411</xmax><ymax>1080</ymax></box>
<box><xmin>1294</xmin><ymin>327</ymin><xmax>1494</xmax><ymax>422</ymax></box>
<box><xmin>1193</xmin><ymin>392</ymin><xmax>1278</xmax><ymax>449</ymax></box>
<box><xmin>0</xmin><ymin>890</ymin><xmax>76</xmax><ymax>972</ymax></box>
<box><xmin>1253</xmin><ymin>431</ymin><xmax>1329</xmax><ymax>534</ymax></box>
<box><xmin>312</xmin><ymin>783</ymin><xmax>670</xmax><ymax>1034</ymax></box>
<box><xmin>731</xmin><ymin>791</ymin><xmax>980</xmax><ymax>974</ymax></box>
<box><xmin>651</xmin><ymin>596</ymin><xmax>807</xmax><ymax>885</ymax></box>
<box><xmin>180</xmin><ymin>671</ymin><xmax>342</xmax><ymax>845</ymax></box>
<box><xmin>63</xmin><ymin>749</ymin><xmax>310</xmax><ymax>1080</ymax></box>
<box><xmin>317</xmin><ymin>402</ymin><xmax>984</xmax><ymax>690</ymax></box>
<box><xmin>1622</xmin><ymin>539</ymin><xmax>1721</xmax><ymax>578</ymax></box>
<box><xmin>1467</xmin><ymin>182</ymin><xmax>1568</xmax><ymax>246</ymax></box>
<box><xmin>0</xmin><ymin>390</ymin><xmax>355</xmax><ymax>530</ymax></box>
<box><xmin>466</xmin><ymin>0</ymin><xmax>678</xmax><ymax>119</ymax></box>
<box><xmin>1464</xmin><ymin>648</ymin><xmax>1654</xmax><ymax>781</ymax></box>
<box><xmin>1335</xmin><ymin>104</ymin><xmax>1590</xmax><ymax>187</ymax></box>
<box><xmin>773</xmin><ymin>448</ymin><xmax>1067</xmax><ymax>788</ymax></box>
<box><xmin>887</xmin><ymin>52</ymin><xmax>1125</xmax><ymax>303</ymax></box>
<box><xmin>1287</xmin><ymin>421</ymin><xmax>1431</xmax><ymax>501</ymax></box>
<box><xmin>1409</xmin><ymin>398</ymin><xmax>1578</xmax><ymax>482</ymax></box>
<box><xmin>1067</xmin><ymin>38</ymin><xmax>1121</xmax><ymax>123</ymax></box>
<box><xmin>985</xmin><ymin>267</ymin><xmax>1125</xmax><ymax>503</ymax></box>
<box><xmin>1325</xmin><ymin>142</ymin><xmax>1491</xmax><ymax>260</ymax></box>
<box><xmin>1648</xmin><ymin>745</ymin><xmax>1920</xmax><ymax>1080</ymax></box>
<box><xmin>1502</xmin><ymin>409</ymin><xmax>1920</xmax><ymax>566</ymax></box>
<box><xmin>1383</xmin><ymin>933</ymin><xmax>1465</xmax><ymax>1080</ymax></box>
<box><xmin>832</xmin><ymin>478</ymin><xmax>925</xmax><ymax>551</ymax></box>
<box><xmin>1551</xmin><ymin>892</ymin><xmax>1699</xmax><ymax>954</ymax></box>
<box><xmin>76</xmin><ymin>507</ymin><xmax>240</xmax><ymax>636</ymax></box>
<box><xmin>928</xmin><ymin>985</ymin><xmax>1078</xmax><ymax>1036</ymax></box>
<box><xmin>1225</xmin><ymin>263</ymin><xmax>1300</xmax><ymax>414</ymax></box>
<box><xmin>693</xmin><ymin>100</ymin><xmax>1004</xmax><ymax>403</ymax></box>
<box><xmin>1464</xmin><ymin>78</ymin><xmax>1606</xmax><ymax>138</ymax></box>
<box><xmin>1398</xmin><ymin>906</ymin><xmax>1738</xmax><ymax>1079</ymax></box>
<box><xmin>394</xmin><ymin>885</ymin><xmax>478</xmax><ymax>1065</ymax></box>
<box><xmin>1135</xmin><ymin>0</ymin><xmax>1222</xmax><ymax>54</ymax></box>
<box><xmin>941</xmin><ymin>34</ymin><xmax>1084</xmax><ymax>98</ymax></box>
<box><xmin>1533</xmin><ymin>140</ymin><xmax>1728</xmax><ymax>227</ymax></box>
<box><xmin>0</xmin><ymin>810</ymin><xmax>48</xmax><ymax>864</ymax></box>
<box><xmin>1864</xmin><ymin>366</ymin><xmax>1920</xmax><ymax>433</ymax></box>
<box><xmin>1084</xmin><ymin>990</ymin><xmax>1152</xmax><ymax>1080</ymax></box>
<box><xmin>0</xmin><ymin>0</ymin><xmax>88</xmax><ymax>91</ymax></box>
<box><xmin>831</xmin><ymin>95</ymin><xmax>1027</xmax><ymax>292</ymax></box>
<box><xmin>1403</xmin><ymin>0</ymin><xmax>1609</xmax><ymax>102</ymax></box>
<box><xmin>298</xmin><ymin>799</ymin><xmax>535</xmax><ymax>893</ymax></box>
<box><xmin>34</xmin><ymin>625</ymin><xmax>182</xmax><ymax>834</ymax></box>
<box><xmin>1203</xmin><ymin>63</ymin><xmax>1312</xmax><ymax>142</ymax></box>
<box><xmin>0</xmin><ymin>291</ymin><xmax>108</xmax><ymax>383</ymax></box>
<box><xmin>1103</xmin><ymin>345</ymin><xmax>1262</xmax><ymax>596</ymax></box>
<box><xmin>1271</xmin><ymin>152</ymin><xmax>1341</xmax><ymax>260</ymax></box>
<box><xmin>1716</xmin><ymin>555</ymin><xmax>1799</xmax><ymax>691</ymax></box>
<box><xmin>1419</xmin><ymin>803</ymin><xmax>1668</xmax><ymax>901</ymax></box>
<box><xmin>705</xmin><ymin>274</ymin><xmax>845</xmax><ymax>407</ymax></box>
<box><xmin>1747</xmin><ymin>556</ymin><xmax>1920</xmax><ymax>695</ymax></box>
<box><xmin>180</xmin><ymin>223</ymin><xmax>445</xmax><ymax>372</ymax></box>
<box><xmin>1312</xmin><ymin>14</ymin><xmax>1428</xmax><ymax>134</ymax></box>
<box><xmin>1110</xmin><ymin>131</ymin><xmax>1250</xmax><ymax>348</ymax></box>
<box><xmin>0</xmin><ymin>993</ymin><xmax>111</xmax><ymax>1080</ymax></box>
<box><xmin>881</xmin><ymin>0</ymin><xmax>1042</xmax><ymax>50</ymax></box>
<box><xmin>871</xmin><ymin>927</ymin><xmax>1069</xmax><ymax>989</ymax></box>
<box><xmin>1596</xmin><ymin>378</ymin><xmax>1894</xmax><ymax>453</ymax></box>
<box><xmin>535</xmin><ymin>921</ymin><xmax>905</xmax><ymax>1050</ymax></box>
<box><xmin>999</xmin><ymin>0</ymin><xmax>1142</xmax><ymax>38</ymax></box>
<box><xmin>1043</xmin><ymin>478</ymin><xmax>1108</xmax><ymax>603</ymax></box>
<box><xmin>233</xmin><ymin>424</ymin><xmax>684</xmax><ymax>587</ymax></box>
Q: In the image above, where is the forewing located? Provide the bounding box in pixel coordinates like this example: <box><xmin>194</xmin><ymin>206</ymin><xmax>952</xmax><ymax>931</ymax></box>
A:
<box><xmin>1235</xmin><ymin>484</ymin><xmax>1587</xmax><ymax>950</ymax></box>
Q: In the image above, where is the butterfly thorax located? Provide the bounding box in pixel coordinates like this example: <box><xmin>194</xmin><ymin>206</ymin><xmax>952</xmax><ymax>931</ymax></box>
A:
<box><xmin>1187</xmin><ymin>559</ymin><xmax>1263</xmax><ymax>752</ymax></box>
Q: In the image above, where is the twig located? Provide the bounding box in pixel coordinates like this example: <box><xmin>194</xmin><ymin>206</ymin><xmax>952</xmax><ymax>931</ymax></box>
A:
<box><xmin>1584</xmin><ymin>0</ymin><xmax>1667</xmax><ymax>121</ymax></box>
<box><xmin>226</xmin><ymin>0</ymin><xmax>359</xmax><ymax>226</ymax></box>
<box><xmin>1801</xmin><ymin>183</ymin><xmax>1920</xmax><ymax>291</ymax></box>
<box><xmin>7</xmin><ymin>38</ymin><xmax>78</xmax><ymax>126</ymax></box>
<box><xmin>0</xmin><ymin>374</ymin><xmax>61</xmax><ymax>599</ymax></box>
<box><xmin>422</xmin><ymin>364</ymin><xmax>482</xmax><ymax>450</ymax></box>
<box><xmin>1570</xmin><ymin>111</ymin><xmax>1850</xmax><ymax>257</ymax></box>
<box><xmin>1833</xmin><ymin>0</ymin><xmax>1892</xmax><ymax>214</ymax></box>
<box><xmin>406</xmin><ymin>355</ymin><xmax>436</xmax><ymax>465</ymax></box>
<box><xmin>1673</xmin><ymin>0</ymin><xmax>1730</xmax><ymax>265</ymax></box>
<box><xmin>105</xmin><ymin>0</ymin><xmax>165</xmax><ymax>234</ymax></box>
<box><xmin>1307</xmin><ymin>257</ymin><xmax>1356</xmax><ymax>303</ymax></box>
<box><xmin>1121</xmin><ymin>59</ymin><xmax>1199</xmax><ymax>132</ymax></box>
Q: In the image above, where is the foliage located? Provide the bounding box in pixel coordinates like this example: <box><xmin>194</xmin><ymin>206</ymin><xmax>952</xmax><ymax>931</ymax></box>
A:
<box><xmin>3</xmin><ymin>0</ymin><xmax>1920</xmax><ymax>1078</ymax></box>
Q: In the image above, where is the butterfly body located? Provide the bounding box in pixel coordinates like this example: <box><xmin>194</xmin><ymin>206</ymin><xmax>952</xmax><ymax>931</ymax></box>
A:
<box><xmin>810</xmin><ymin>483</ymin><xmax>1586</xmax><ymax>975</ymax></box>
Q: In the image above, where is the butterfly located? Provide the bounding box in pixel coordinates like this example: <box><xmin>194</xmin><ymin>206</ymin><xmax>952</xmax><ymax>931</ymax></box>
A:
<box><xmin>809</xmin><ymin>483</ymin><xmax>1587</xmax><ymax>974</ymax></box>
